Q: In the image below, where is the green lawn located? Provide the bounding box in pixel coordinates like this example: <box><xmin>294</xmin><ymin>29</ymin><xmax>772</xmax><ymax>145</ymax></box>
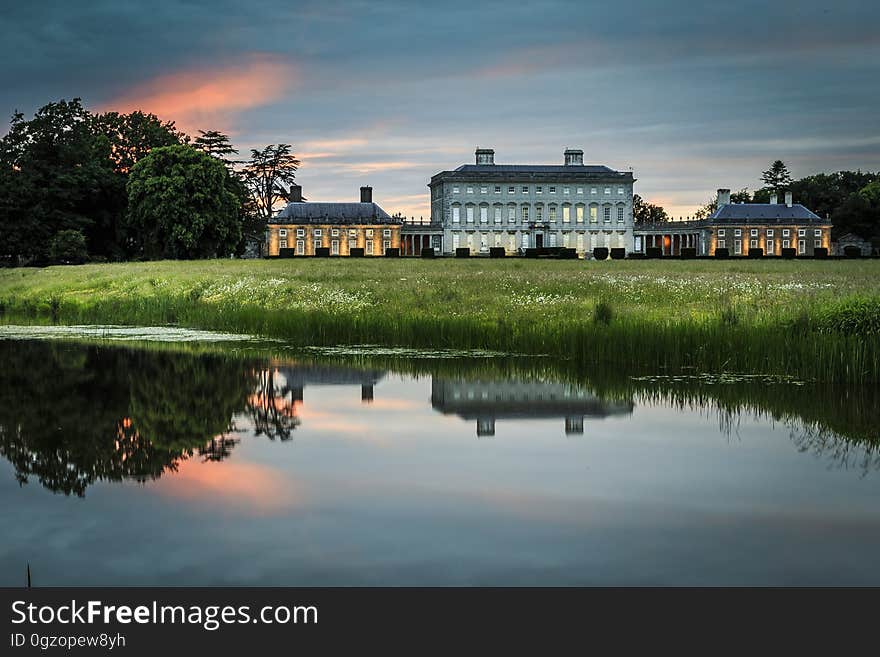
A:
<box><xmin>2</xmin><ymin>258</ymin><xmax>879</xmax><ymax>381</ymax></box>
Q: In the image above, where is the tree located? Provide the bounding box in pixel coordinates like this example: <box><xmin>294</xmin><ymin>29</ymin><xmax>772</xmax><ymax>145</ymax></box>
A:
<box><xmin>125</xmin><ymin>145</ymin><xmax>241</xmax><ymax>259</ymax></box>
<box><xmin>49</xmin><ymin>229</ymin><xmax>88</xmax><ymax>264</ymax></box>
<box><xmin>193</xmin><ymin>130</ymin><xmax>239</xmax><ymax>169</ymax></box>
<box><xmin>632</xmin><ymin>194</ymin><xmax>669</xmax><ymax>225</ymax></box>
<box><xmin>761</xmin><ymin>160</ymin><xmax>793</xmax><ymax>193</ymax></box>
<box><xmin>242</xmin><ymin>144</ymin><xmax>301</xmax><ymax>233</ymax></box>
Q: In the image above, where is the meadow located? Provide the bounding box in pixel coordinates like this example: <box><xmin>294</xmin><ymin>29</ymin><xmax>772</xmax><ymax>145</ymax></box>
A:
<box><xmin>1</xmin><ymin>258</ymin><xmax>879</xmax><ymax>382</ymax></box>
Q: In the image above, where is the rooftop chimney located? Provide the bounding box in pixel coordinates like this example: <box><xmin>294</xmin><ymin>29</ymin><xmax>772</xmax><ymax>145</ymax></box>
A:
<box><xmin>475</xmin><ymin>148</ymin><xmax>495</xmax><ymax>165</ymax></box>
<box><xmin>564</xmin><ymin>149</ymin><xmax>584</xmax><ymax>166</ymax></box>
<box><xmin>360</xmin><ymin>186</ymin><xmax>372</xmax><ymax>203</ymax></box>
<box><xmin>716</xmin><ymin>188</ymin><xmax>731</xmax><ymax>207</ymax></box>
<box><xmin>785</xmin><ymin>191</ymin><xmax>793</xmax><ymax>207</ymax></box>
<box><xmin>289</xmin><ymin>184</ymin><xmax>302</xmax><ymax>203</ymax></box>
<box><xmin>770</xmin><ymin>193</ymin><xmax>778</xmax><ymax>205</ymax></box>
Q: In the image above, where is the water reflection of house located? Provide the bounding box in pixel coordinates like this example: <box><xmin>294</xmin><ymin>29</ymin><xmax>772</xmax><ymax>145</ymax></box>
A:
<box><xmin>431</xmin><ymin>379</ymin><xmax>634</xmax><ymax>436</ymax></box>
<box><xmin>278</xmin><ymin>365</ymin><xmax>387</xmax><ymax>403</ymax></box>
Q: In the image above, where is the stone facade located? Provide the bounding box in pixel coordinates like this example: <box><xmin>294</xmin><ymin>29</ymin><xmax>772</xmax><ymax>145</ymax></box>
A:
<box><xmin>429</xmin><ymin>148</ymin><xmax>635</xmax><ymax>255</ymax></box>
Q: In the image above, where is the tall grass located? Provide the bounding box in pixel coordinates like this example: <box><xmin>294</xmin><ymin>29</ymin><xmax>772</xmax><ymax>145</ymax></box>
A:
<box><xmin>2</xmin><ymin>258</ymin><xmax>879</xmax><ymax>382</ymax></box>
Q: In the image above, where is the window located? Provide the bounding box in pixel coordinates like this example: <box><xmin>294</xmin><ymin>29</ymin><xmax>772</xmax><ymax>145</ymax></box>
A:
<box><xmin>577</xmin><ymin>187</ymin><xmax>584</xmax><ymax>195</ymax></box>
<box><xmin>766</xmin><ymin>239</ymin><xmax>774</xmax><ymax>254</ymax></box>
<box><xmin>536</xmin><ymin>205</ymin><xmax>543</xmax><ymax>221</ymax></box>
<box><xmin>604</xmin><ymin>187</ymin><xmax>611</xmax><ymax>195</ymax></box>
<box><xmin>814</xmin><ymin>229</ymin><xmax>821</xmax><ymax>237</ymax></box>
<box><xmin>734</xmin><ymin>239</ymin><xmax>742</xmax><ymax>255</ymax></box>
<box><xmin>549</xmin><ymin>206</ymin><xmax>557</xmax><ymax>222</ymax></box>
<box><xmin>783</xmin><ymin>239</ymin><xmax>790</xmax><ymax>249</ymax></box>
<box><xmin>494</xmin><ymin>185</ymin><xmax>501</xmax><ymax>194</ymax></box>
<box><xmin>734</xmin><ymin>229</ymin><xmax>741</xmax><ymax>236</ymax></box>
<box><xmin>562</xmin><ymin>206</ymin><xmax>571</xmax><ymax>223</ymax></box>
<box><xmin>452</xmin><ymin>206</ymin><xmax>460</xmax><ymax>223</ymax></box>
<box><xmin>750</xmin><ymin>239</ymin><xmax>758</xmax><ymax>249</ymax></box>
<box><xmin>366</xmin><ymin>229</ymin><xmax>374</xmax><ymax>237</ymax></box>
<box><xmin>521</xmin><ymin>233</ymin><xmax>529</xmax><ymax>248</ymax></box>
<box><xmin>718</xmin><ymin>239</ymin><xmax>726</xmax><ymax>249</ymax></box>
<box><xmin>349</xmin><ymin>229</ymin><xmax>357</xmax><ymax>237</ymax></box>
<box><xmin>383</xmin><ymin>229</ymin><xmax>391</xmax><ymax>237</ymax></box>
<box><xmin>522</xmin><ymin>186</ymin><xmax>528</xmax><ymax>193</ymax></box>
<box><xmin>466</xmin><ymin>206</ymin><xmax>474</xmax><ymax>223</ymax></box>
<box><xmin>348</xmin><ymin>238</ymin><xmax>357</xmax><ymax>250</ymax></box>
<box><xmin>590</xmin><ymin>206</ymin><xmax>598</xmax><ymax>222</ymax></box>
<box><xmin>494</xmin><ymin>233</ymin><xmax>501</xmax><ymax>247</ymax></box>
<box><xmin>603</xmin><ymin>206</ymin><xmax>611</xmax><ymax>223</ymax></box>
<box><xmin>313</xmin><ymin>239</ymin><xmax>322</xmax><ymax>251</ymax></box>
<box><xmin>331</xmin><ymin>228</ymin><xmax>339</xmax><ymax>236</ymax></box>
<box><xmin>480</xmin><ymin>234</ymin><xmax>488</xmax><ymax>250</ymax></box>
<box><xmin>494</xmin><ymin>206</ymin><xmax>502</xmax><ymax>223</ymax></box>
<box><xmin>563</xmin><ymin>187</ymin><xmax>570</xmax><ymax>195</ymax></box>
<box><xmin>591</xmin><ymin>187</ymin><xmax>597</xmax><ymax>195</ymax></box>
<box><xmin>508</xmin><ymin>186</ymin><xmax>515</xmax><ymax>194</ymax></box>
<box><xmin>617</xmin><ymin>206</ymin><xmax>624</xmax><ymax>223</ymax></box>
<box><xmin>576</xmin><ymin>206</ymin><xmax>584</xmax><ymax>223</ymax></box>
<box><xmin>718</xmin><ymin>229</ymin><xmax>725</xmax><ymax>237</ymax></box>
<box><xmin>536</xmin><ymin>186</ymin><xmax>543</xmax><ymax>194</ymax></box>
<box><xmin>466</xmin><ymin>186</ymin><xmax>474</xmax><ymax>194</ymax></box>
<box><xmin>279</xmin><ymin>239</ymin><xmax>288</xmax><ymax>248</ymax></box>
<box><xmin>509</xmin><ymin>234</ymin><xmax>516</xmax><ymax>251</ymax></box>
<box><xmin>508</xmin><ymin>206</ymin><xmax>516</xmax><ymax>222</ymax></box>
<box><xmin>366</xmin><ymin>241</ymin><xmax>374</xmax><ymax>254</ymax></box>
<box><xmin>617</xmin><ymin>187</ymin><xmax>624</xmax><ymax>195</ymax></box>
<box><xmin>549</xmin><ymin>186</ymin><xmax>556</xmax><ymax>194</ymax></box>
<box><xmin>750</xmin><ymin>229</ymin><xmax>758</xmax><ymax>237</ymax></box>
<box><xmin>549</xmin><ymin>233</ymin><xmax>557</xmax><ymax>247</ymax></box>
<box><xmin>296</xmin><ymin>229</ymin><xmax>304</xmax><ymax>237</ymax></box>
<box><xmin>453</xmin><ymin>186</ymin><xmax>460</xmax><ymax>194</ymax></box>
<box><xmin>296</xmin><ymin>240</ymin><xmax>304</xmax><ymax>255</ymax></box>
<box><xmin>783</xmin><ymin>229</ymin><xmax>790</xmax><ymax>236</ymax></box>
<box><xmin>798</xmin><ymin>239</ymin><xmax>805</xmax><ymax>254</ymax></box>
<box><xmin>383</xmin><ymin>240</ymin><xmax>391</xmax><ymax>254</ymax></box>
<box><xmin>798</xmin><ymin>229</ymin><xmax>806</xmax><ymax>237</ymax></box>
<box><xmin>522</xmin><ymin>206</ymin><xmax>530</xmax><ymax>222</ymax></box>
<box><xmin>452</xmin><ymin>233</ymin><xmax>460</xmax><ymax>249</ymax></box>
<box><xmin>314</xmin><ymin>229</ymin><xmax>322</xmax><ymax>236</ymax></box>
<box><xmin>814</xmin><ymin>239</ymin><xmax>821</xmax><ymax>248</ymax></box>
<box><xmin>767</xmin><ymin>229</ymin><xmax>774</xmax><ymax>237</ymax></box>
<box><xmin>279</xmin><ymin>229</ymin><xmax>287</xmax><ymax>237</ymax></box>
<box><xmin>331</xmin><ymin>240</ymin><xmax>339</xmax><ymax>255</ymax></box>
<box><xmin>480</xmin><ymin>206</ymin><xmax>488</xmax><ymax>223</ymax></box>
<box><xmin>480</xmin><ymin>186</ymin><xmax>487</xmax><ymax>194</ymax></box>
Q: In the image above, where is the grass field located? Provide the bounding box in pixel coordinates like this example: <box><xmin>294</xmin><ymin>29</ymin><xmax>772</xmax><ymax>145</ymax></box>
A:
<box><xmin>1</xmin><ymin>258</ymin><xmax>879</xmax><ymax>382</ymax></box>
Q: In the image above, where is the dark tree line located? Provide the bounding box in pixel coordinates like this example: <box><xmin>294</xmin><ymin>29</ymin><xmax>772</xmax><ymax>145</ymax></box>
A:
<box><xmin>0</xmin><ymin>99</ymin><xmax>301</xmax><ymax>265</ymax></box>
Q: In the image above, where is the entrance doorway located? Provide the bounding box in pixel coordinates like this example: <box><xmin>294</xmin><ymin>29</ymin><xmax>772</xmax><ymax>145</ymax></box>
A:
<box><xmin>535</xmin><ymin>233</ymin><xmax>544</xmax><ymax>248</ymax></box>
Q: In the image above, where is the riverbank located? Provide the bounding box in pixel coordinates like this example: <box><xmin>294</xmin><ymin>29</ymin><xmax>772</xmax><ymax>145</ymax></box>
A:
<box><xmin>1</xmin><ymin>259</ymin><xmax>879</xmax><ymax>382</ymax></box>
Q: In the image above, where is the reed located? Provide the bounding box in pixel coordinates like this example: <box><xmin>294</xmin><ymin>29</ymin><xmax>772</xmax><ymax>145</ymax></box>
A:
<box><xmin>2</xmin><ymin>258</ymin><xmax>879</xmax><ymax>382</ymax></box>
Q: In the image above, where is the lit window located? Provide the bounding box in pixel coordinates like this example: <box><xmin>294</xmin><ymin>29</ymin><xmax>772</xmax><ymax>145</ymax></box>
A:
<box><xmin>314</xmin><ymin>229</ymin><xmax>322</xmax><ymax>236</ymax></box>
<box><xmin>331</xmin><ymin>240</ymin><xmax>339</xmax><ymax>255</ymax></box>
<box><xmin>313</xmin><ymin>239</ymin><xmax>322</xmax><ymax>250</ymax></box>
<box><xmin>766</xmin><ymin>239</ymin><xmax>774</xmax><ymax>253</ymax></box>
<box><xmin>590</xmin><ymin>206</ymin><xmax>598</xmax><ymax>222</ymax></box>
<box><xmin>366</xmin><ymin>229</ymin><xmax>374</xmax><ymax>237</ymax></box>
<box><xmin>576</xmin><ymin>206</ymin><xmax>584</xmax><ymax>223</ymax></box>
<box><xmin>348</xmin><ymin>238</ymin><xmax>357</xmax><ymax>250</ymax></box>
<box><xmin>383</xmin><ymin>240</ymin><xmax>391</xmax><ymax>253</ymax></box>
<box><xmin>383</xmin><ymin>229</ymin><xmax>391</xmax><ymax>237</ymax></box>
<box><xmin>279</xmin><ymin>229</ymin><xmax>287</xmax><ymax>237</ymax></box>
<box><xmin>750</xmin><ymin>239</ymin><xmax>758</xmax><ymax>248</ymax></box>
<box><xmin>562</xmin><ymin>206</ymin><xmax>570</xmax><ymax>222</ymax></box>
<box><xmin>349</xmin><ymin>229</ymin><xmax>357</xmax><ymax>237</ymax></box>
<box><xmin>366</xmin><ymin>241</ymin><xmax>374</xmax><ymax>254</ymax></box>
<box><xmin>331</xmin><ymin>228</ymin><xmax>339</xmax><ymax>236</ymax></box>
<box><xmin>480</xmin><ymin>206</ymin><xmax>488</xmax><ymax>223</ymax></box>
<box><xmin>717</xmin><ymin>239</ymin><xmax>726</xmax><ymax>249</ymax></box>
<box><xmin>279</xmin><ymin>240</ymin><xmax>288</xmax><ymax>248</ymax></box>
<box><xmin>466</xmin><ymin>206</ymin><xmax>474</xmax><ymax>223</ymax></box>
<box><xmin>494</xmin><ymin>206</ymin><xmax>502</xmax><ymax>223</ymax></box>
<box><xmin>296</xmin><ymin>240</ymin><xmax>304</xmax><ymax>254</ymax></box>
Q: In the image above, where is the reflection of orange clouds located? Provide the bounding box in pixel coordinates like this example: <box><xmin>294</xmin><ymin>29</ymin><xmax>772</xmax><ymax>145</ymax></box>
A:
<box><xmin>155</xmin><ymin>457</ymin><xmax>301</xmax><ymax>515</ymax></box>
<box><xmin>367</xmin><ymin>398</ymin><xmax>422</xmax><ymax>411</ymax></box>
<box><xmin>100</xmin><ymin>53</ymin><xmax>296</xmax><ymax>135</ymax></box>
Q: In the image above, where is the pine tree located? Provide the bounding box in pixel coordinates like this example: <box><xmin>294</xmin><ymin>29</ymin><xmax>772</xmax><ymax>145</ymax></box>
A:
<box><xmin>761</xmin><ymin>160</ymin><xmax>793</xmax><ymax>192</ymax></box>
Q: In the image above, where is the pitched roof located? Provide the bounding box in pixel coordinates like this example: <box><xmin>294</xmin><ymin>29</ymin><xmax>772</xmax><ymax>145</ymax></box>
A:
<box><xmin>431</xmin><ymin>164</ymin><xmax>633</xmax><ymax>183</ymax></box>
<box><xmin>710</xmin><ymin>202</ymin><xmax>824</xmax><ymax>224</ymax></box>
<box><xmin>271</xmin><ymin>202</ymin><xmax>399</xmax><ymax>225</ymax></box>
<box><xmin>454</xmin><ymin>164</ymin><xmax>618</xmax><ymax>174</ymax></box>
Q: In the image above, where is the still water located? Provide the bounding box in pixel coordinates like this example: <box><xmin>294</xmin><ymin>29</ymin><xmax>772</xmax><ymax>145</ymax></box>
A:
<box><xmin>1</xmin><ymin>329</ymin><xmax>879</xmax><ymax>586</ymax></box>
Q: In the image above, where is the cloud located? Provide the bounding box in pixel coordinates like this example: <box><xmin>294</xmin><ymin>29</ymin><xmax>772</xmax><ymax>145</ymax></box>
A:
<box><xmin>98</xmin><ymin>53</ymin><xmax>296</xmax><ymax>135</ymax></box>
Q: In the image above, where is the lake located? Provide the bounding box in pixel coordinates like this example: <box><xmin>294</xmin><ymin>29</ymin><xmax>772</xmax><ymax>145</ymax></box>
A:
<box><xmin>1</xmin><ymin>327</ymin><xmax>879</xmax><ymax>585</ymax></box>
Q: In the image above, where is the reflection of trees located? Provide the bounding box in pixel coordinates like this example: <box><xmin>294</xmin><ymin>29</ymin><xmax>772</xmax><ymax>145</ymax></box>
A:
<box><xmin>0</xmin><ymin>341</ymin><xmax>258</xmax><ymax>495</ymax></box>
<box><xmin>247</xmin><ymin>368</ymin><xmax>301</xmax><ymax>441</ymax></box>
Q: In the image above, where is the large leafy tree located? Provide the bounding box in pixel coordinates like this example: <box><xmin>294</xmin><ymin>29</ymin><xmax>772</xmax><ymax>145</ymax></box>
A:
<box><xmin>242</xmin><ymin>144</ymin><xmax>301</xmax><ymax>244</ymax></box>
<box><xmin>633</xmin><ymin>194</ymin><xmax>669</xmax><ymax>225</ymax></box>
<box><xmin>125</xmin><ymin>145</ymin><xmax>241</xmax><ymax>259</ymax></box>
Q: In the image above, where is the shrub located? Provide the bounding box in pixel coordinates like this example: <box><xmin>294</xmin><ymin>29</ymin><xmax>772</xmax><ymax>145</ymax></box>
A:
<box><xmin>781</xmin><ymin>248</ymin><xmax>797</xmax><ymax>259</ymax></box>
<box><xmin>645</xmin><ymin>247</ymin><xmax>662</xmax><ymax>259</ymax></box>
<box><xmin>420</xmin><ymin>248</ymin><xmax>435</xmax><ymax>258</ymax></box>
<box><xmin>680</xmin><ymin>247</ymin><xmax>696</xmax><ymax>259</ymax></box>
<box><xmin>314</xmin><ymin>247</ymin><xmax>330</xmax><ymax>257</ymax></box>
<box><xmin>748</xmin><ymin>248</ymin><xmax>764</xmax><ymax>258</ymax></box>
<box><xmin>593</xmin><ymin>247</ymin><xmax>609</xmax><ymax>260</ymax></box>
<box><xmin>817</xmin><ymin>297</ymin><xmax>880</xmax><ymax>335</ymax></box>
<box><xmin>49</xmin><ymin>230</ymin><xmax>88</xmax><ymax>265</ymax></box>
<box><xmin>814</xmin><ymin>247</ymin><xmax>828</xmax><ymax>258</ymax></box>
<box><xmin>714</xmin><ymin>248</ymin><xmax>729</xmax><ymax>258</ymax></box>
<box><xmin>610</xmin><ymin>248</ymin><xmax>626</xmax><ymax>260</ymax></box>
<box><xmin>455</xmin><ymin>248</ymin><xmax>470</xmax><ymax>258</ymax></box>
<box><xmin>489</xmin><ymin>247</ymin><xmax>506</xmax><ymax>258</ymax></box>
<box><xmin>349</xmin><ymin>247</ymin><xmax>365</xmax><ymax>257</ymax></box>
<box><xmin>384</xmin><ymin>248</ymin><xmax>400</xmax><ymax>257</ymax></box>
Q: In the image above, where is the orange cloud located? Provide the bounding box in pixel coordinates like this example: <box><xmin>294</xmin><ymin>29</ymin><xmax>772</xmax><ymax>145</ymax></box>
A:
<box><xmin>100</xmin><ymin>53</ymin><xmax>296</xmax><ymax>135</ymax></box>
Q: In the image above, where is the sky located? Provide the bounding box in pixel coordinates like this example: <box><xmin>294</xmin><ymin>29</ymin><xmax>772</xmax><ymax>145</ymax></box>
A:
<box><xmin>1</xmin><ymin>0</ymin><xmax>878</xmax><ymax>218</ymax></box>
